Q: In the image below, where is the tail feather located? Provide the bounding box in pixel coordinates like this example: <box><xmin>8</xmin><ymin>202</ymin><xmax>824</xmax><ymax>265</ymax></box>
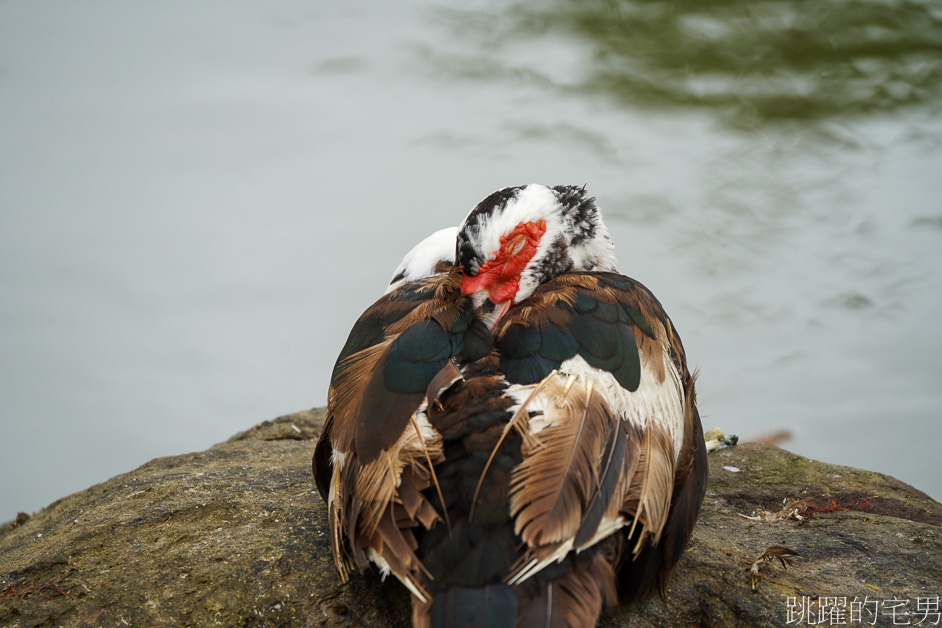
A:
<box><xmin>516</xmin><ymin>555</ymin><xmax>617</xmax><ymax>628</ymax></box>
<box><xmin>426</xmin><ymin>584</ymin><xmax>517</xmax><ymax>628</ymax></box>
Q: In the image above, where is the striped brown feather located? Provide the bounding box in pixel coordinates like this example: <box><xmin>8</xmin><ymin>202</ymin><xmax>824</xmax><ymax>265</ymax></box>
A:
<box><xmin>325</xmin><ymin>403</ymin><xmax>447</xmax><ymax>597</ymax></box>
<box><xmin>515</xmin><ymin>553</ymin><xmax>617</xmax><ymax>628</ymax></box>
<box><xmin>497</xmin><ymin>270</ymin><xmax>699</xmax><ymax>600</ymax></box>
<box><xmin>509</xmin><ymin>379</ymin><xmax>618</xmax><ymax>552</ymax></box>
<box><xmin>328</xmin><ymin>278</ymin><xmax>464</xmax><ymax>461</ymax></box>
<box><xmin>328</xmin><ymin>338</ymin><xmax>396</xmax><ymax>454</ymax></box>
<box><xmin>316</xmin><ymin>274</ymin><xmax>468</xmax><ymax>589</ymax></box>
<box><xmin>623</xmin><ymin>425</ymin><xmax>675</xmax><ymax>555</ymax></box>
<box><xmin>317</xmin><ymin>262</ymin><xmax>705</xmax><ymax>623</ymax></box>
<box><xmin>617</xmin><ymin>373</ymin><xmax>708</xmax><ymax>601</ymax></box>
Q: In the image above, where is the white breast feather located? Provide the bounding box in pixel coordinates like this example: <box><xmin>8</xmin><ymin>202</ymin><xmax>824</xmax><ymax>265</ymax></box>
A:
<box><xmin>506</xmin><ymin>351</ymin><xmax>685</xmax><ymax>461</ymax></box>
<box><xmin>557</xmin><ymin>353</ymin><xmax>685</xmax><ymax>460</ymax></box>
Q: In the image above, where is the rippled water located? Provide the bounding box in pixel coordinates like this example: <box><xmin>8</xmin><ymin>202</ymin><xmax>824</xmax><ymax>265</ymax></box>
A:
<box><xmin>1</xmin><ymin>0</ymin><xmax>940</xmax><ymax>517</ymax></box>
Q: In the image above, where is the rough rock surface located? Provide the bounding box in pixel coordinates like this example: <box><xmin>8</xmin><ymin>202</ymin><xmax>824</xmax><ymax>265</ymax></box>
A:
<box><xmin>1</xmin><ymin>409</ymin><xmax>940</xmax><ymax>627</ymax></box>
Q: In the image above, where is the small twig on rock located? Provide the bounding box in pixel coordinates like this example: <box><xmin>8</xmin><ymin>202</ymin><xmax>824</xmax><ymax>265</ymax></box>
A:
<box><xmin>747</xmin><ymin>545</ymin><xmax>801</xmax><ymax>591</ymax></box>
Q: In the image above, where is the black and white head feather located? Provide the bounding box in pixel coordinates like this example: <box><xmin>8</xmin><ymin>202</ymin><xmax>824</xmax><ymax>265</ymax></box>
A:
<box><xmin>457</xmin><ymin>184</ymin><xmax>617</xmax><ymax>303</ymax></box>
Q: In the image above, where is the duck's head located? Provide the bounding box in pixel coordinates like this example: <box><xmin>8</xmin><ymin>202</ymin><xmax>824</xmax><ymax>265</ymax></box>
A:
<box><xmin>457</xmin><ymin>184</ymin><xmax>617</xmax><ymax>328</ymax></box>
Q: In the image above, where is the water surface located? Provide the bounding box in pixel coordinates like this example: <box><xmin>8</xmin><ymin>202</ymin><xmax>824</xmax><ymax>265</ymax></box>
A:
<box><xmin>1</xmin><ymin>0</ymin><xmax>940</xmax><ymax>517</ymax></box>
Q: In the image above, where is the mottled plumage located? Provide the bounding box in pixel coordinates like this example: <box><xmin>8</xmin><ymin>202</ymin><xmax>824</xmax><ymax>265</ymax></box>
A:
<box><xmin>313</xmin><ymin>184</ymin><xmax>708</xmax><ymax>628</ymax></box>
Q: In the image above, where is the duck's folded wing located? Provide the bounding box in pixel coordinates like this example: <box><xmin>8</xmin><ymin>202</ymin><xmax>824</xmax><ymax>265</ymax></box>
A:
<box><xmin>491</xmin><ymin>272</ymin><xmax>703</xmax><ymax>585</ymax></box>
<box><xmin>313</xmin><ymin>274</ymin><xmax>491</xmax><ymax>597</ymax></box>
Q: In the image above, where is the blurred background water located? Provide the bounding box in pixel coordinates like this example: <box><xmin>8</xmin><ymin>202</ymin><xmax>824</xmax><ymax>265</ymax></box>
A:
<box><xmin>1</xmin><ymin>0</ymin><xmax>941</xmax><ymax>518</ymax></box>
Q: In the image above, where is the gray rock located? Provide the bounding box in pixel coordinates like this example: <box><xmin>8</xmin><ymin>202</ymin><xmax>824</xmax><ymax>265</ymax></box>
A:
<box><xmin>2</xmin><ymin>409</ymin><xmax>939</xmax><ymax>627</ymax></box>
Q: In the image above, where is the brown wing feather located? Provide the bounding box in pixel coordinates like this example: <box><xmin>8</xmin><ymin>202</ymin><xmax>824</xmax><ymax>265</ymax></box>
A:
<box><xmin>316</xmin><ymin>274</ymin><xmax>466</xmax><ymax>591</ymax></box>
<box><xmin>509</xmin><ymin>379</ymin><xmax>618</xmax><ymax>552</ymax></box>
<box><xmin>328</xmin><ymin>339</ymin><xmax>396</xmax><ymax>454</ymax></box>
<box><xmin>515</xmin><ymin>554</ymin><xmax>617</xmax><ymax>628</ymax></box>
<box><xmin>573</xmin><ymin>416</ymin><xmax>640</xmax><ymax>548</ymax></box>
<box><xmin>623</xmin><ymin>425</ymin><xmax>676</xmax><ymax>554</ymax></box>
<box><xmin>503</xmin><ymin>271</ymin><xmax>703</xmax><ymax>598</ymax></box>
<box><xmin>327</xmin><ymin>274</ymin><xmax>463</xmax><ymax>459</ymax></box>
<box><xmin>617</xmin><ymin>372</ymin><xmax>709</xmax><ymax>601</ymax></box>
<box><xmin>317</xmin><ymin>262</ymin><xmax>706</xmax><ymax>619</ymax></box>
<box><xmin>313</xmin><ymin>411</ymin><xmax>335</xmax><ymax>501</ymax></box>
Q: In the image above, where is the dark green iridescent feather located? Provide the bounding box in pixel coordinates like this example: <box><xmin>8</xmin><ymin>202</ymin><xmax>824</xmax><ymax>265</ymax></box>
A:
<box><xmin>330</xmin><ymin>279</ymin><xmax>441</xmax><ymax>380</ymax></box>
<box><xmin>456</xmin><ymin>318</ymin><xmax>493</xmax><ymax>362</ymax></box>
<box><xmin>500</xmin><ymin>352</ymin><xmax>562</xmax><ymax>385</ymax></box>
<box><xmin>498</xmin><ymin>321</ymin><xmax>544</xmax><ymax>359</ymax></box>
<box><xmin>579</xmin><ymin>322</ymin><xmax>641</xmax><ymax>392</ymax></box>
<box><xmin>540</xmin><ymin>323</ymin><xmax>580</xmax><ymax>361</ymax></box>
<box><xmin>569</xmin><ymin>313</ymin><xmax>619</xmax><ymax>361</ymax></box>
<box><xmin>620</xmin><ymin>302</ymin><xmax>656</xmax><ymax>338</ymax></box>
<box><xmin>385</xmin><ymin>321</ymin><xmax>452</xmax><ymax>393</ymax></box>
<box><xmin>498</xmin><ymin>279</ymin><xmax>650</xmax><ymax>392</ymax></box>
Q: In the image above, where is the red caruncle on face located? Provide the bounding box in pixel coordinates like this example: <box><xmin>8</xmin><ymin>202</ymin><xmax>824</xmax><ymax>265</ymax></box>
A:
<box><xmin>460</xmin><ymin>219</ymin><xmax>547</xmax><ymax>305</ymax></box>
